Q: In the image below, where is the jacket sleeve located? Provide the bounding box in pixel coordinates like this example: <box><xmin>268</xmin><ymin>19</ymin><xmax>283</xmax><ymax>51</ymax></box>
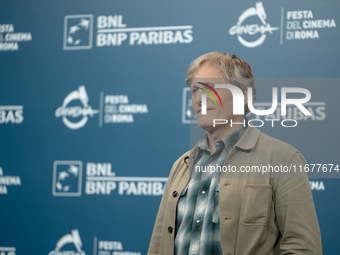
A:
<box><xmin>275</xmin><ymin>152</ymin><xmax>323</xmax><ymax>255</ymax></box>
<box><xmin>147</xmin><ymin>174</ymin><xmax>171</xmax><ymax>255</ymax></box>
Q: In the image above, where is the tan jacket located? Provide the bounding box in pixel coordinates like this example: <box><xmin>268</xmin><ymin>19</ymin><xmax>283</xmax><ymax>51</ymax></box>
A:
<box><xmin>148</xmin><ymin>126</ymin><xmax>322</xmax><ymax>255</ymax></box>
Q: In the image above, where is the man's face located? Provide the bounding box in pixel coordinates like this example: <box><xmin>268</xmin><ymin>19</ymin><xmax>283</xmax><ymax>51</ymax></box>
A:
<box><xmin>191</xmin><ymin>63</ymin><xmax>240</xmax><ymax>131</ymax></box>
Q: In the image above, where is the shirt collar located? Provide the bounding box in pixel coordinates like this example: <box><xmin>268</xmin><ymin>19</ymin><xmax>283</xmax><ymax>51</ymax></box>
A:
<box><xmin>196</xmin><ymin>121</ymin><xmax>248</xmax><ymax>157</ymax></box>
<box><xmin>188</xmin><ymin>121</ymin><xmax>261</xmax><ymax>172</ymax></box>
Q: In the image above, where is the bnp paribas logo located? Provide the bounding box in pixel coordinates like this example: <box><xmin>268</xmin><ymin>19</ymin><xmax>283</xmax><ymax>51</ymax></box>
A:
<box><xmin>63</xmin><ymin>14</ymin><xmax>93</xmax><ymax>50</ymax></box>
<box><xmin>52</xmin><ymin>161</ymin><xmax>83</xmax><ymax>197</ymax></box>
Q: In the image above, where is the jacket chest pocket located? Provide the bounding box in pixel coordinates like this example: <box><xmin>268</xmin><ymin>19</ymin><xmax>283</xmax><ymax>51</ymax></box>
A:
<box><xmin>240</xmin><ymin>184</ymin><xmax>272</xmax><ymax>226</ymax></box>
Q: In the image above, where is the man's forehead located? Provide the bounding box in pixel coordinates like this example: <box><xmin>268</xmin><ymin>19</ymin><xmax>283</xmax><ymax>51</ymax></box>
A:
<box><xmin>190</xmin><ymin>78</ymin><xmax>227</xmax><ymax>87</ymax></box>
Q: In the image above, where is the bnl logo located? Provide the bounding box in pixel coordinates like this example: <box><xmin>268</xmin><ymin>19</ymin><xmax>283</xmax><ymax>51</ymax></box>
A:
<box><xmin>52</xmin><ymin>161</ymin><xmax>83</xmax><ymax>196</ymax></box>
<box><xmin>63</xmin><ymin>14</ymin><xmax>93</xmax><ymax>50</ymax></box>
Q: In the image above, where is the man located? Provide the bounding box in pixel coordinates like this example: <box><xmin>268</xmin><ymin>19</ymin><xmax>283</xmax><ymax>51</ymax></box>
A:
<box><xmin>148</xmin><ymin>52</ymin><xmax>322</xmax><ymax>255</ymax></box>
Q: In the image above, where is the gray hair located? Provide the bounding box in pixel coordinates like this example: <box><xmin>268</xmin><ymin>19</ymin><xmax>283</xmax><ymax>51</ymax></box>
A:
<box><xmin>185</xmin><ymin>52</ymin><xmax>256</xmax><ymax>115</ymax></box>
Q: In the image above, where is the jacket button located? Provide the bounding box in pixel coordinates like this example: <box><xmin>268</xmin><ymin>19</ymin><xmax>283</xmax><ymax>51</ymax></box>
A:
<box><xmin>168</xmin><ymin>226</ymin><xmax>173</xmax><ymax>233</ymax></box>
<box><xmin>173</xmin><ymin>191</ymin><xmax>178</xmax><ymax>197</ymax></box>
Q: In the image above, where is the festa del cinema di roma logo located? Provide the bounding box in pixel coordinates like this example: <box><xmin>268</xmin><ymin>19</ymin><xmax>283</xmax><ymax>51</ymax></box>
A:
<box><xmin>55</xmin><ymin>85</ymin><xmax>98</xmax><ymax>130</ymax></box>
<box><xmin>55</xmin><ymin>85</ymin><xmax>149</xmax><ymax>129</ymax></box>
<box><xmin>229</xmin><ymin>2</ymin><xmax>279</xmax><ymax>48</ymax></box>
<box><xmin>49</xmin><ymin>229</ymin><xmax>85</xmax><ymax>255</ymax></box>
<box><xmin>197</xmin><ymin>83</ymin><xmax>312</xmax><ymax>127</ymax></box>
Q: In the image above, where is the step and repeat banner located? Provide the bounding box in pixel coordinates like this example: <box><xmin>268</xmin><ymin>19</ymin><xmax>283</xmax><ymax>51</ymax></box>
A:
<box><xmin>1</xmin><ymin>0</ymin><xmax>339</xmax><ymax>254</ymax></box>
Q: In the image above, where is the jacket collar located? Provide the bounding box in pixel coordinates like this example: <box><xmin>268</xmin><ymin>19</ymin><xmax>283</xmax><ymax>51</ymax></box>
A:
<box><xmin>186</xmin><ymin>122</ymin><xmax>261</xmax><ymax>169</ymax></box>
<box><xmin>234</xmin><ymin>123</ymin><xmax>261</xmax><ymax>151</ymax></box>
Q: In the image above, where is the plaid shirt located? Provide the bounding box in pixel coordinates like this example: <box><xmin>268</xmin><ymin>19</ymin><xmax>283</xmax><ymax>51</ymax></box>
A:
<box><xmin>175</xmin><ymin>125</ymin><xmax>247</xmax><ymax>255</ymax></box>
